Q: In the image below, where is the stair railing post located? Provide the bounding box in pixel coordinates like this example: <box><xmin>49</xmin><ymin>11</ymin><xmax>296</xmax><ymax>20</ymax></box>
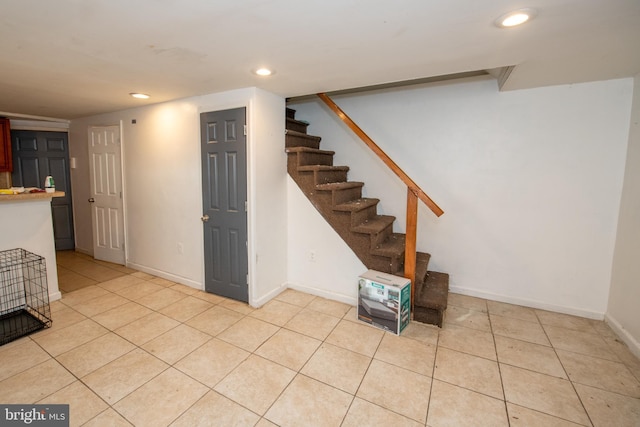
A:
<box><xmin>405</xmin><ymin>187</ymin><xmax>418</xmax><ymax>309</ymax></box>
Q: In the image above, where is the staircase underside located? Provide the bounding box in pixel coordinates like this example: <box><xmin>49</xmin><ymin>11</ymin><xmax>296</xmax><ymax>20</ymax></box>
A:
<box><xmin>285</xmin><ymin>107</ymin><xmax>449</xmax><ymax>327</ymax></box>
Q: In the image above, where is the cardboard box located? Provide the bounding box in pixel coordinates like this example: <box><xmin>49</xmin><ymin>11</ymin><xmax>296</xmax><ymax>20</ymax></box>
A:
<box><xmin>357</xmin><ymin>270</ymin><xmax>410</xmax><ymax>335</ymax></box>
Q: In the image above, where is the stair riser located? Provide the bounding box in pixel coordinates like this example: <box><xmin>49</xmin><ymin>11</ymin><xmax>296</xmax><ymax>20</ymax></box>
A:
<box><xmin>314</xmin><ymin>169</ymin><xmax>348</xmax><ymax>185</ymax></box>
<box><xmin>368</xmin><ymin>254</ymin><xmax>403</xmax><ymax>274</ymax></box>
<box><xmin>291</xmin><ymin>169</ymin><xmax>351</xmax><ymax>193</ymax></box>
<box><xmin>290</xmin><ymin>173</ymin><xmax>321</xmax><ymax>199</ymax></box>
<box><xmin>288</xmin><ymin>151</ymin><xmax>334</xmax><ymax>167</ymax></box>
<box><xmin>350</xmin><ymin>204</ymin><xmax>378</xmax><ymax>226</ymax></box>
<box><xmin>415</xmin><ymin>255</ymin><xmax>431</xmax><ymax>287</ymax></box>
<box><xmin>317</xmin><ymin>203</ymin><xmax>376</xmax><ymax>254</ymax></box>
<box><xmin>413</xmin><ymin>307</ymin><xmax>445</xmax><ymax>328</ymax></box>
<box><xmin>286</xmin><ymin>108</ymin><xmax>296</xmax><ymax>119</ymax></box>
<box><xmin>370</xmin><ymin>223</ymin><xmax>394</xmax><ymax>247</ymax></box>
<box><xmin>285</xmin><ymin>134</ymin><xmax>320</xmax><ymax>149</ymax></box>
<box><xmin>342</xmin><ymin>233</ymin><xmax>399</xmax><ymax>273</ymax></box>
<box><xmin>330</xmin><ymin>186</ymin><xmax>363</xmax><ymax>205</ymax></box>
<box><xmin>286</xmin><ymin>119</ymin><xmax>309</xmax><ymax>133</ymax></box>
<box><xmin>353</xmin><ymin>222</ymin><xmax>393</xmax><ymax>248</ymax></box>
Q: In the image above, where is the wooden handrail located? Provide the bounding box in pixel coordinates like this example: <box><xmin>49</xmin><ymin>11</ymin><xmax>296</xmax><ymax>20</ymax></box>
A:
<box><xmin>317</xmin><ymin>93</ymin><xmax>443</xmax><ymax>309</ymax></box>
<box><xmin>317</xmin><ymin>93</ymin><xmax>444</xmax><ymax>217</ymax></box>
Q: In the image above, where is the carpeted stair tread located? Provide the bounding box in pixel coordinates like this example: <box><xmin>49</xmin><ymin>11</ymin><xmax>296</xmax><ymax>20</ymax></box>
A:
<box><xmin>352</xmin><ymin>215</ymin><xmax>395</xmax><ymax>234</ymax></box>
<box><xmin>371</xmin><ymin>233</ymin><xmax>406</xmax><ymax>257</ymax></box>
<box><xmin>286</xmin><ymin>146</ymin><xmax>335</xmax><ymax>156</ymax></box>
<box><xmin>334</xmin><ymin>198</ymin><xmax>380</xmax><ymax>212</ymax></box>
<box><xmin>285</xmin><ymin>106</ymin><xmax>450</xmax><ymax>328</ymax></box>
<box><xmin>298</xmin><ymin>165</ymin><xmax>349</xmax><ymax>173</ymax></box>
<box><xmin>315</xmin><ymin>181</ymin><xmax>364</xmax><ymax>191</ymax></box>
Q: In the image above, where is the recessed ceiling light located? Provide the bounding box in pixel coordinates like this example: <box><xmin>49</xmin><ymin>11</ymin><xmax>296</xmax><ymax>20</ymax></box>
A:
<box><xmin>495</xmin><ymin>8</ymin><xmax>537</xmax><ymax>28</ymax></box>
<box><xmin>253</xmin><ymin>68</ymin><xmax>274</xmax><ymax>76</ymax></box>
<box><xmin>129</xmin><ymin>93</ymin><xmax>150</xmax><ymax>99</ymax></box>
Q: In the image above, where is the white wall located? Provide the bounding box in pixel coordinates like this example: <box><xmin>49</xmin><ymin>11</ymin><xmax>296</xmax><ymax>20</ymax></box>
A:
<box><xmin>288</xmin><ymin>76</ymin><xmax>633</xmax><ymax>318</ymax></box>
<box><xmin>287</xmin><ymin>176</ymin><xmax>366</xmax><ymax>304</ymax></box>
<box><xmin>248</xmin><ymin>89</ymin><xmax>288</xmax><ymax>306</ymax></box>
<box><xmin>69</xmin><ymin>87</ymin><xmax>287</xmax><ymax>306</ymax></box>
<box><xmin>0</xmin><ymin>199</ymin><xmax>61</xmax><ymax>302</ymax></box>
<box><xmin>608</xmin><ymin>74</ymin><xmax>640</xmax><ymax>357</ymax></box>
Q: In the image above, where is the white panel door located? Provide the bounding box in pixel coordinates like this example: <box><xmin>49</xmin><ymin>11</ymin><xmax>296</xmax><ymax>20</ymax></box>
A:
<box><xmin>89</xmin><ymin>125</ymin><xmax>125</xmax><ymax>264</ymax></box>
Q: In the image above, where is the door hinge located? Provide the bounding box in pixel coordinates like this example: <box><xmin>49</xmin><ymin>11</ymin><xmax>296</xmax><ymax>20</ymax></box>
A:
<box><xmin>243</xmin><ymin>125</ymin><xmax>247</xmax><ymax>136</ymax></box>
<box><xmin>245</xmin><ymin>201</ymin><xmax>248</xmax><ymax>212</ymax></box>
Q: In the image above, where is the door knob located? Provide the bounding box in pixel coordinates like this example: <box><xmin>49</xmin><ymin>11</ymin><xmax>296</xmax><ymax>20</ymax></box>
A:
<box><xmin>201</xmin><ymin>215</ymin><xmax>210</xmax><ymax>222</ymax></box>
<box><xmin>88</xmin><ymin>198</ymin><xmax>95</xmax><ymax>203</ymax></box>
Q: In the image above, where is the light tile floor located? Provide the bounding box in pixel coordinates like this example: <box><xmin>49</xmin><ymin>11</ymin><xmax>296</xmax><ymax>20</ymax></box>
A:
<box><xmin>1</xmin><ymin>251</ymin><xmax>639</xmax><ymax>426</ymax></box>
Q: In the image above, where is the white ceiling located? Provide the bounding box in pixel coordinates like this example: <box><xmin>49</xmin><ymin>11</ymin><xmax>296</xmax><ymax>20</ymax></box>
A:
<box><xmin>1</xmin><ymin>0</ymin><xmax>639</xmax><ymax>120</ymax></box>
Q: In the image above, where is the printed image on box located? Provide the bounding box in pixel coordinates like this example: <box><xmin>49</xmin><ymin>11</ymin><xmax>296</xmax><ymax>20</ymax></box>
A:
<box><xmin>357</xmin><ymin>270</ymin><xmax>410</xmax><ymax>335</ymax></box>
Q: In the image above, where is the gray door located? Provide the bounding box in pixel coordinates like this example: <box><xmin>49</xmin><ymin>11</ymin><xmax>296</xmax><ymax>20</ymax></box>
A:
<box><xmin>11</xmin><ymin>130</ymin><xmax>75</xmax><ymax>250</ymax></box>
<box><xmin>201</xmin><ymin>108</ymin><xmax>248</xmax><ymax>302</ymax></box>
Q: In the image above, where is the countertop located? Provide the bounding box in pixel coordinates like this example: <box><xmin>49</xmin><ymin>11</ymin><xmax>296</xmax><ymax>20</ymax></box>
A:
<box><xmin>0</xmin><ymin>191</ymin><xmax>65</xmax><ymax>203</ymax></box>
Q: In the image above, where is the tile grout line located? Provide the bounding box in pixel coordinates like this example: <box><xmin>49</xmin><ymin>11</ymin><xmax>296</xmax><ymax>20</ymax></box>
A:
<box><xmin>423</xmin><ymin>319</ymin><xmax>441</xmax><ymax>427</ymax></box>
<box><xmin>335</xmin><ymin>316</ymin><xmax>386</xmax><ymax>427</ymax></box>
<box><xmin>535</xmin><ymin>309</ymin><xmax>595</xmax><ymax>427</ymax></box>
<box><xmin>25</xmin><ymin>334</ymin><xmax>120</xmax><ymax>424</ymax></box>
<box><xmin>487</xmin><ymin>301</ymin><xmax>513</xmax><ymax>427</ymax></box>
<box><xmin>9</xmin><ymin>253</ymin><xmax>639</xmax><ymax>426</ymax></box>
<box><xmin>53</xmin><ymin>273</ymin><xmax>234</xmax><ymax>425</ymax></box>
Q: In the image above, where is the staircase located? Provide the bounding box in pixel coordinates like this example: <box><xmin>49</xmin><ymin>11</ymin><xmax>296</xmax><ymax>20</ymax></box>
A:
<box><xmin>285</xmin><ymin>107</ymin><xmax>450</xmax><ymax>327</ymax></box>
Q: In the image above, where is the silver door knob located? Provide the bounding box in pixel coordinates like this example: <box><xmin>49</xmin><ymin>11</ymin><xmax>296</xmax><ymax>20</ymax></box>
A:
<box><xmin>201</xmin><ymin>215</ymin><xmax>209</xmax><ymax>222</ymax></box>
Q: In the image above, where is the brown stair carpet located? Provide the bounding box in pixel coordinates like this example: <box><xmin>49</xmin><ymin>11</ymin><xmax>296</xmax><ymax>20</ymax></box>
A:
<box><xmin>285</xmin><ymin>107</ymin><xmax>449</xmax><ymax>327</ymax></box>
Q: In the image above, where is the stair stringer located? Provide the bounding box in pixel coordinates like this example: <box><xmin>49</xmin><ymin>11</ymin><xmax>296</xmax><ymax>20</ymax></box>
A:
<box><xmin>287</xmin><ymin>151</ymin><xmax>405</xmax><ymax>274</ymax></box>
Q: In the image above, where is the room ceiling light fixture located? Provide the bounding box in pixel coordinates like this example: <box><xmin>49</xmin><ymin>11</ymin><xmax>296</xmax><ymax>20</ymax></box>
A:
<box><xmin>495</xmin><ymin>8</ymin><xmax>537</xmax><ymax>28</ymax></box>
<box><xmin>129</xmin><ymin>92</ymin><xmax>150</xmax><ymax>99</ymax></box>
<box><xmin>253</xmin><ymin>67</ymin><xmax>275</xmax><ymax>76</ymax></box>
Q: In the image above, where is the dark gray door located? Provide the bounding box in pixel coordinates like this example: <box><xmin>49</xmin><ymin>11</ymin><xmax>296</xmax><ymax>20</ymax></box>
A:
<box><xmin>11</xmin><ymin>130</ymin><xmax>75</xmax><ymax>250</ymax></box>
<box><xmin>201</xmin><ymin>108</ymin><xmax>248</xmax><ymax>302</ymax></box>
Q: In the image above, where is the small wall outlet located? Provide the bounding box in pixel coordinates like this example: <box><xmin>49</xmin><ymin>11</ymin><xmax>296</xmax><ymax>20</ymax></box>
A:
<box><xmin>309</xmin><ymin>250</ymin><xmax>316</xmax><ymax>262</ymax></box>
<box><xmin>177</xmin><ymin>242</ymin><xmax>184</xmax><ymax>254</ymax></box>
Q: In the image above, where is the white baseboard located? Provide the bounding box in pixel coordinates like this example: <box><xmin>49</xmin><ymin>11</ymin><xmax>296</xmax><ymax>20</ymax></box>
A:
<box><xmin>604</xmin><ymin>313</ymin><xmax>640</xmax><ymax>359</ymax></box>
<box><xmin>286</xmin><ymin>282</ymin><xmax>357</xmax><ymax>307</ymax></box>
<box><xmin>449</xmin><ymin>285</ymin><xmax>605</xmax><ymax>320</ymax></box>
<box><xmin>125</xmin><ymin>262</ymin><xmax>202</xmax><ymax>290</ymax></box>
<box><xmin>73</xmin><ymin>247</ymin><xmax>93</xmax><ymax>256</ymax></box>
<box><xmin>49</xmin><ymin>290</ymin><xmax>62</xmax><ymax>302</ymax></box>
<box><xmin>250</xmin><ymin>283</ymin><xmax>287</xmax><ymax>308</ymax></box>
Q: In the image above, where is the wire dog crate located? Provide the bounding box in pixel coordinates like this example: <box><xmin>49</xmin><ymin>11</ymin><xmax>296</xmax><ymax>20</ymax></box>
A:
<box><xmin>0</xmin><ymin>249</ymin><xmax>52</xmax><ymax>345</ymax></box>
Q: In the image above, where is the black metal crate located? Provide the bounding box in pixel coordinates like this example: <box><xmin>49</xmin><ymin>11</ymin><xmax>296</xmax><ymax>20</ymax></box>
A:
<box><xmin>0</xmin><ymin>249</ymin><xmax>52</xmax><ymax>345</ymax></box>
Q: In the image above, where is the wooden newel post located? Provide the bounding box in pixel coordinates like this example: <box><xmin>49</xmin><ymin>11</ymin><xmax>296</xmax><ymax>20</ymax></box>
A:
<box><xmin>405</xmin><ymin>187</ymin><xmax>418</xmax><ymax>309</ymax></box>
